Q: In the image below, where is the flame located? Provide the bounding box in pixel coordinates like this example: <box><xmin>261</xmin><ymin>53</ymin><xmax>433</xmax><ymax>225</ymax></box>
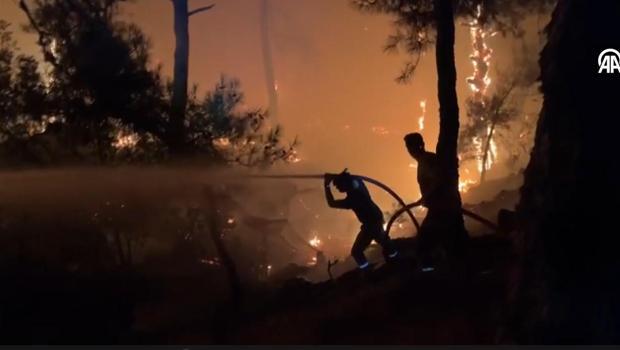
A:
<box><xmin>466</xmin><ymin>4</ymin><xmax>493</xmax><ymax>103</ymax></box>
<box><xmin>285</xmin><ymin>149</ymin><xmax>302</xmax><ymax>163</ymax></box>
<box><xmin>309</xmin><ymin>235</ymin><xmax>322</xmax><ymax>248</ymax></box>
<box><xmin>487</xmin><ymin>125</ymin><xmax>498</xmax><ymax>170</ymax></box>
<box><xmin>418</xmin><ymin>99</ymin><xmax>426</xmax><ymax>131</ymax></box>
<box><xmin>461</xmin><ymin>4</ymin><xmax>500</xmax><ymax>183</ymax></box>
<box><xmin>212</xmin><ymin>137</ymin><xmax>231</xmax><ymax>148</ymax></box>
<box><xmin>459</xmin><ymin>179</ymin><xmax>477</xmax><ymax>193</ymax></box>
<box><xmin>112</xmin><ymin>131</ymin><xmax>140</xmax><ymax>150</ymax></box>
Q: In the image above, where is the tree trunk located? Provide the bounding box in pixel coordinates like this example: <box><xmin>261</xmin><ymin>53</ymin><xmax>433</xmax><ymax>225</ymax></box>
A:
<box><xmin>170</xmin><ymin>0</ymin><xmax>190</xmax><ymax>153</ymax></box>
<box><xmin>513</xmin><ymin>0</ymin><xmax>620</xmax><ymax>343</ymax></box>
<box><xmin>260</xmin><ymin>0</ymin><xmax>279</xmax><ymax>123</ymax></box>
<box><xmin>480</xmin><ymin>84</ymin><xmax>515</xmax><ymax>183</ymax></box>
<box><xmin>480</xmin><ymin>120</ymin><xmax>497</xmax><ymax>183</ymax></box>
<box><xmin>433</xmin><ymin>0</ymin><xmax>466</xmax><ymax>225</ymax></box>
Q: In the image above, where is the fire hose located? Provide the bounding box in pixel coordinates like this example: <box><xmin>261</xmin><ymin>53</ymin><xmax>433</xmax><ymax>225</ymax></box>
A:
<box><xmin>384</xmin><ymin>202</ymin><xmax>498</xmax><ymax>236</ymax></box>
<box><xmin>250</xmin><ymin>173</ymin><xmax>498</xmax><ymax>236</ymax></box>
<box><xmin>250</xmin><ymin>174</ymin><xmax>420</xmax><ymax>231</ymax></box>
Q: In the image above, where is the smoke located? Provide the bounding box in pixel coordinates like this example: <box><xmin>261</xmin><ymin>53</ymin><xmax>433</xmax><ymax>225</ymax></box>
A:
<box><xmin>0</xmin><ymin>166</ymin><xmax>360</xmax><ymax>281</ymax></box>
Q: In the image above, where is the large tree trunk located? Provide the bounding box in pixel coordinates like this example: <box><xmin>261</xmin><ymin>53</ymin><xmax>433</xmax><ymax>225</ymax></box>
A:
<box><xmin>513</xmin><ymin>0</ymin><xmax>620</xmax><ymax>343</ymax></box>
<box><xmin>170</xmin><ymin>0</ymin><xmax>190</xmax><ymax>154</ymax></box>
<box><xmin>433</xmin><ymin>0</ymin><xmax>467</xmax><ymax>229</ymax></box>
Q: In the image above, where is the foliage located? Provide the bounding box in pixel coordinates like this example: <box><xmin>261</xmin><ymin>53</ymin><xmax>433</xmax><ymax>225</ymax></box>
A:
<box><xmin>351</xmin><ymin>0</ymin><xmax>555</xmax><ymax>82</ymax></box>
<box><xmin>0</xmin><ymin>1</ymin><xmax>297</xmax><ymax>167</ymax></box>
<box><xmin>186</xmin><ymin>77</ymin><xmax>299</xmax><ymax>167</ymax></box>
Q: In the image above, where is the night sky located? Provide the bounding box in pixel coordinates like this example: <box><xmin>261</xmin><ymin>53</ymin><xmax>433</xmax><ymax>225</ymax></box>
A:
<box><xmin>0</xmin><ymin>0</ymin><xmax>545</xmax><ymax>201</ymax></box>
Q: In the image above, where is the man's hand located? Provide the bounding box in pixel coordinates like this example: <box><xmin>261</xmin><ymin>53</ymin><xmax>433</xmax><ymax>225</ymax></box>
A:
<box><xmin>324</xmin><ymin>173</ymin><xmax>335</xmax><ymax>186</ymax></box>
<box><xmin>412</xmin><ymin>198</ymin><xmax>424</xmax><ymax>208</ymax></box>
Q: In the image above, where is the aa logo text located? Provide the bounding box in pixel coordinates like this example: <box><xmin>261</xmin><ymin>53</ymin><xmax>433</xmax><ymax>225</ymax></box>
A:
<box><xmin>598</xmin><ymin>48</ymin><xmax>620</xmax><ymax>74</ymax></box>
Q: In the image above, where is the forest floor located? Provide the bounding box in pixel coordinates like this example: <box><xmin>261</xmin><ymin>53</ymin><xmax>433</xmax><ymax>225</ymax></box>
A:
<box><xmin>161</xmin><ymin>234</ymin><xmax>518</xmax><ymax>344</ymax></box>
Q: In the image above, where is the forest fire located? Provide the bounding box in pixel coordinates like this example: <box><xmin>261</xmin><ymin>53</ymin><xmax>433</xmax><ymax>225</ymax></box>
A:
<box><xmin>2</xmin><ymin>0</ymin><xmax>614</xmax><ymax>345</ymax></box>
<box><xmin>465</xmin><ymin>5</ymin><xmax>494</xmax><ymax>101</ymax></box>
<box><xmin>459</xmin><ymin>3</ymin><xmax>500</xmax><ymax>187</ymax></box>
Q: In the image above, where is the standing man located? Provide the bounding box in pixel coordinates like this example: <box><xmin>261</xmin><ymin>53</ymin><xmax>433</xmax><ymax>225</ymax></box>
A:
<box><xmin>404</xmin><ymin>133</ymin><xmax>468</xmax><ymax>271</ymax></box>
<box><xmin>324</xmin><ymin>170</ymin><xmax>398</xmax><ymax>273</ymax></box>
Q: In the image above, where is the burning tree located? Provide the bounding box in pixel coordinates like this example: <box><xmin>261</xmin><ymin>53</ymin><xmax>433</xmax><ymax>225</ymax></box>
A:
<box><xmin>458</xmin><ymin>7</ymin><xmax>543</xmax><ymax>185</ymax></box>
<box><xmin>353</xmin><ymin>0</ymin><xmax>553</xmax><ymax>196</ymax></box>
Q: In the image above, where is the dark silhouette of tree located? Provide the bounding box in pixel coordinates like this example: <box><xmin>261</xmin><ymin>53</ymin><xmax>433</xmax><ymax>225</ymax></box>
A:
<box><xmin>187</xmin><ymin>76</ymin><xmax>299</xmax><ymax>167</ymax></box>
<box><xmin>514</xmin><ymin>0</ymin><xmax>620</xmax><ymax>343</ymax></box>
<box><xmin>353</xmin><ymin>0</ymin><xmax>553</xmax><ymax>82</ymax></box>
<box><xmin>19</xmin><ymin>0</ymin><xmax>167</xmax><ymax>154</ymax></box>
<box><xmin>0</xmin><ymin>20</ymin><xmax>17</xmax><ymax>139</ymax></box>
<box><xmin>8</xmin><ymin>1</ymin><xmax>296</xmax><ymax>166</ymax></box>
<box><xmin>169</xmin><ymin>0</ymin><xmax>215</xmax><ymax>154</ymax></box>
<box><xmin>0</xmin><ymin>20</ymin><xmax>51</xmax><ymax>163</ymax></box>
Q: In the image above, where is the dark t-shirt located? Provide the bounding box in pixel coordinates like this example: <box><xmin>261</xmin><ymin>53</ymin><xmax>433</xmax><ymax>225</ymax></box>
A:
<box><xmin>341</xmin><ymin>178</ymin><xmax>384</xmax><ymax>224</ymax></box>
<box><xmin>417</xmin><ymin>151</ymin><xmax>461</xmax><ymax>212</ymax></box>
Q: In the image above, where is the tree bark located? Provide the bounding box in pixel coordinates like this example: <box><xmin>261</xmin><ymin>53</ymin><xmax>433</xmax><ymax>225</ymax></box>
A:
<box><xmin>513</xmin><ymin>0</ymin><xmax>620</xmax><ymax>343</ymax></box>
<box><xmin>433</xmin><ymin>0</ymin><xmax>466</xmax><ymax>224</ymax></box>
<box><xmin>170</xmin><ymin>0</ymin><xmax>190</xmax><ymax>153</ymax></box>
<box><xmin>434</xmin><ymin>0</ymin><xmax>459</xmax><ymax>170</ymax></box>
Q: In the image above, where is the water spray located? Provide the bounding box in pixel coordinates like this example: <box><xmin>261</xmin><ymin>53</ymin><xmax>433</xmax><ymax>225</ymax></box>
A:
<box><xmin>250</xmin><ymin>173</ymin><xmax>499</xmax><ymax>237</ymax></box>
<box><xmin>250</xmin><ymin>173</ymin><xmax>421</xmax><ymax>231</ymax></box>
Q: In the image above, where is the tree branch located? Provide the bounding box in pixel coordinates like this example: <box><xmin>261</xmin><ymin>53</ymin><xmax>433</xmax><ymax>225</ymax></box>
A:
<box><xmin>18</xmin><ymin>0</ymin><xmax>60</xmax><ymax>68</ymax></box>
<box><xmin>188</xmin><ymin>4</ymin><xmax>215</xmax><ymax>17</ymax></box>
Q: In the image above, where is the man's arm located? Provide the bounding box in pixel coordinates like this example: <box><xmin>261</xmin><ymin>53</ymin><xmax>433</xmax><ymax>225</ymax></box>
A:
<box><xmin>419</xmin><ymin>180</ymin><xmax>441</xmax><ymax>206</ymax></box>
<box><xmin>324</xmin><ymin>174</ymin><xmax>350</xmax><ymax>209</ymax></box>
<box><xmin>417</xmin><ymin>157</ymin><xmax>441</xmax><ymax>206</ymax></box>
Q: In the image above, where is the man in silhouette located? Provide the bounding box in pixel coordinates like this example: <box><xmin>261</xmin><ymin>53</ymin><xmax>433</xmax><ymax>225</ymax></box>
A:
<box><xmin>404</xmin><ymin>133</ymin><xmax>468</xmax><ymax>271</ymax></box>
<box><xmin>324</xmin><ymin>170</ymin><xmax>398</xmax><ymax>272</ymax></box>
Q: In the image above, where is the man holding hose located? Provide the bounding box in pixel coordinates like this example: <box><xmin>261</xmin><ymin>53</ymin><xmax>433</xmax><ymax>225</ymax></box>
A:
<box><xmin>404</xmin><ymin>132</ymin><xmax>469</xmax><ymax>271</ymax></box>
<box><xmin>324</xmin><ymin>170</ymin><xmax>398</xmax><ymax>273</ymax></box>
